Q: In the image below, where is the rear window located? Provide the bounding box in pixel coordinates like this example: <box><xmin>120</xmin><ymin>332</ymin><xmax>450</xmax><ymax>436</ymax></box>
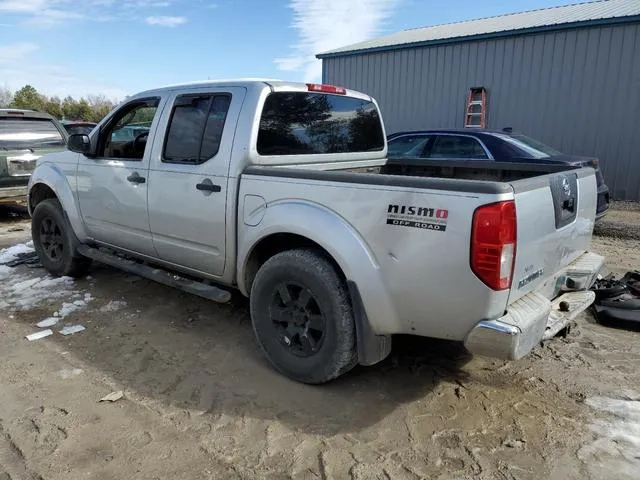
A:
<box><xmin>493</xmin><ymin>133</ymin><xmax>561</xmax><ymax>159</ymax></box>
<box><xmin>0</xmin><ymin>118</ymin><xmax>65</xmax><ymax>147</ymax></box>
<box><xmin>257</xmin><ymin>92</ymin><xmax>384</xmax><ymax>156</ymax></box>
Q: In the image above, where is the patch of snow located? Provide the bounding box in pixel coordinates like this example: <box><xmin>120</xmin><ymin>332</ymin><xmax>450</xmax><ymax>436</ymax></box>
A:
<box><xmin>59</xmin><ymin>325</ymin><xmax>85</xmax><ymax>336</ymax></box>
<box><xmin>53</xmin><ymin>297</ymin><xmax>92</xmax><ymax>320</ymax></box>
<box><xmin>579</xmin><ymin>395</ymin><xmax>640</xmax><ymax>479</ymax></box>
<box><xmin>0</xmin><ymin>242</ymin><xmax>93</xmax><ymax>327</ymax></box>
<box><xmin>99</xmin><ymin>300</ymin><xmax>128</xmax><ymax>313</ymax></box>
<box><xmin>37</xmin><ymin>317</ymin><xmax>59</xmax><ymax>328</ymax></box>
<box><xmin>0</xmin><ymin>243</ymin><xmax>35</xmax><ymax>264</ymax></box>
<box><xmin>58</xmin><ymin>368</ymin><xmax>83</xmax><ymax>379</ymax></box>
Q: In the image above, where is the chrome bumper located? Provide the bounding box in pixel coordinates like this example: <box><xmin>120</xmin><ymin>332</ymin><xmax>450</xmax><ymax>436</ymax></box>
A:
<box><xmin>464</xmin><ymin>252</ymin><xmax>604</xmax><ymax>360</ymax></box>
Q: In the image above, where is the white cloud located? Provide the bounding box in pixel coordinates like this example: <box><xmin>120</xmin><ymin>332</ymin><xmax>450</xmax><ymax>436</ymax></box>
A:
<box><xmin>0</xmin><ymin>42</ymin><xmax>39</xmax><ymax>61</ymax></box>
<box><xmin>275</xmin><ymin>0</ymin><xmax>399</xmax><ymax>82</ymax></box>
<box><xmin>0</xmin><ymin>0</ymin><xmax>175</xmax><ymax>26</ymax></box>
<box><xmin>145</xmin><ymin>15</ymin><xmax>186</xmax><ymax>26</ymax></box>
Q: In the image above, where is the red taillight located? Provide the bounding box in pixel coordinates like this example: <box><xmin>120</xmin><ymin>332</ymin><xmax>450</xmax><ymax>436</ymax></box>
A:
<box><xmin>306</xmin><ymin>83</ymin><xmax>346</xmax><ymax>95</ymax></box>
<box><xmin>471</xmin><ymin>201</ymin><xmax>517</xmax><ymax>290</ymax></box>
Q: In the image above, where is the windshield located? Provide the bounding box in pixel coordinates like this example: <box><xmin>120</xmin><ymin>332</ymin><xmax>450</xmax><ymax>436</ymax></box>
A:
<box><xmin>494</xmin><ymin>133</ymin><xmax>562</xmax><ymax>159</ymax></box>
<box><xmin>0</xmin><ymin>118</ymin><xmax>65</xmax><ymax>149</ymax></box>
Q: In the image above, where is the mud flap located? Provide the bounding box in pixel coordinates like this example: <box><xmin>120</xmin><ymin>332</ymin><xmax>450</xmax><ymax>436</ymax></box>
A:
<box><xmin>347</xmin><ymin>281</ymin><xmax>392</xmax><ymax>366</ymax></box>
<box><xmin>543</xmin><ymin>291</ymin><xmax>596</xmax><ymax>340</ymax></box>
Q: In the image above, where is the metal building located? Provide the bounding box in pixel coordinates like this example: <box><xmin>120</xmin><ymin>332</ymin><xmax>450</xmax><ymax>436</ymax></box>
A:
<box><xmin>318</xmin><ymin>0</ymin><xmax>640</xmax><ymax>200</ymax></box>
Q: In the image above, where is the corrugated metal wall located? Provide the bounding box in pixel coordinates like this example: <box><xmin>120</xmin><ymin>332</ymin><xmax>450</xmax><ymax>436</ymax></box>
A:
<box><xmin>323</xmin><ymin>22</ymin><xmax>640</xmax><ymax>200</ymax></box>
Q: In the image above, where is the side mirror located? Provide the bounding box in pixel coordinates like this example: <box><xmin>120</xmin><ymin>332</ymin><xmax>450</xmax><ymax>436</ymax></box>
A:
<box><xmin>67</xmin><ymin>134</ymin><xmax>92</xmax><ymax>154</ymax></box>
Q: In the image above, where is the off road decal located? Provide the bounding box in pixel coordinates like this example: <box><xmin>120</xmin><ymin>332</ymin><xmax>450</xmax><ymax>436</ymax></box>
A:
<box><xmin>386</xmin><ymin>204</ymin><xmax>448</xmax><ymax>232</ymax></box>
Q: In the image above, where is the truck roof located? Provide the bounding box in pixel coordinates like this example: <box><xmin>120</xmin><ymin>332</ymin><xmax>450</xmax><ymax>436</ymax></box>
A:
<box><xmin>131</xmin><ymin>79</ymin><xmax>372</xmax><ymax>101</ymax></box>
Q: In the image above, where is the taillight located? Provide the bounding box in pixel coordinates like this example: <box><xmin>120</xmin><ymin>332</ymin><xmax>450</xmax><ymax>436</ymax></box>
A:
<box><xmin>306</xmin><ymin>83</ymin><xmax>346</xmax><ymax>95</ymax></box>
<box><xmin>471</xmin><ymin>201</ymin><xmax>517</xmax><ymax>290</ymax></box>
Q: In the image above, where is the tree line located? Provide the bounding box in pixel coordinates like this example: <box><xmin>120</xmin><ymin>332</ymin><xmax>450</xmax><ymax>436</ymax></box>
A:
<box><xmin>0</xmin><ymin>85</ymin><xmax>119</xmax><ymax>123</ymax></box>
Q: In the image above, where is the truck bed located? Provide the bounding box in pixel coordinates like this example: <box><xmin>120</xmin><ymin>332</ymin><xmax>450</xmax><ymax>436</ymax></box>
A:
<box><xmin>241</xmin><ymin>158</ymin><xmax>597</xmax><ymax>341</ymax></box>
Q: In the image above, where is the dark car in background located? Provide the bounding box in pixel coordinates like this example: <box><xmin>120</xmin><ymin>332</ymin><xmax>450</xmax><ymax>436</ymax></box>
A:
<box><xmin>61</xmin><ymin>120</ymin><xmax>97</xmax><ymax>136</ymax></box>
<box><xmin>387</xmin><ymin>129</ymin><xmax>610</xmax><ymax>220</ymax></box>
<box><xmin>0</xmin><ymin>109</ymin><xmax>68</xmax><ymax>202</ymax></box>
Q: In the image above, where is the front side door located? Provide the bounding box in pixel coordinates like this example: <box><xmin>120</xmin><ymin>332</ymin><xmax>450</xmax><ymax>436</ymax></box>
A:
<box><xmin>76</xmin><ymin>97</ymin><xmax>164</xmax><ymax>257</ymax></box>
<box><xmin>147</xmin><ymin>87</ymin><xmax>245</xmax><ymax>277</ymax></box>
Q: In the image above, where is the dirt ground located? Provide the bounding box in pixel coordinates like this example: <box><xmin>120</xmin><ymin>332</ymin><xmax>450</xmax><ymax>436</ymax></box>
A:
<box><xmin>1</xmin><ymin>203</ymin><xmax>639</xmax><ymax>480</ymax></box>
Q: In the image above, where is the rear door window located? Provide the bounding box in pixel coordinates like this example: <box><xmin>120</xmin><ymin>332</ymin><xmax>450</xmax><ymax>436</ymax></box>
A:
<box><xmin>163</xmin><ymin>94</ymin><xmax>231</xmax><ymax>164</ymax></box>
<box><xmin>427</xmin><ymin>135</ymin><xmax>489</xmax><ymax>159</ymax></box>
<box><xmin>257</xmin><ymin>92</ymin><xmax>384</xmax><ymax>155</ymax></box>
<box><xmin>388</xmin><ymin>135</ymin><xmax>432</xmax><ymax>156</ymax></box>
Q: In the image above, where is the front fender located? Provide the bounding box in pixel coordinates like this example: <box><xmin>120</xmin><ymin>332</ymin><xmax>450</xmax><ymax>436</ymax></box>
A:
<box><xmin>28</xmin><ymin>160</ymin><xmax>88</xmax><ymax>242</ymax></box>
<box><xmin>238</xmin><ymin>199</ymin><xmax>400</xmax><ymax>335</ymax></box>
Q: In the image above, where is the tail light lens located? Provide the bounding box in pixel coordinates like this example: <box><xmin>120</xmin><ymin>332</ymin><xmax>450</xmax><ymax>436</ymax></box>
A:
<box><xmin>471</xmin><ymin>201</ymin><xmax>517</xmax><ymax>290</ymax></box>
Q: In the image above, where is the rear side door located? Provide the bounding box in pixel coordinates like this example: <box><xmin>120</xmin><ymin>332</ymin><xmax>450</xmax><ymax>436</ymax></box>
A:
<box><xmin>76</xmin><ymin>97</ymin><xmax>165</xmax><ymax>257</ymax></box>
<box><xmin>146</xmin><ymin>87</ymin><xmax>246</xmax><ymax>277</ymax></box>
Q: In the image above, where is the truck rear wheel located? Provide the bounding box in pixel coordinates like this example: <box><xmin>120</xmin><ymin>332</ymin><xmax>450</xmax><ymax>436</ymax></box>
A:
<box><xmin>31</xmin><ymin>199</ymin><xmax>91</xmax><ymax>278</ymax></box>
<box><xmin>250</xmin><ymin>248</ymin><xmax>357</xmax><ymax>384</ymax></box>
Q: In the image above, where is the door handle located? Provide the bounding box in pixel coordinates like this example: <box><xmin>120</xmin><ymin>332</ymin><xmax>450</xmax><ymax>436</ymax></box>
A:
<box><xmin>127</xmin><ymin>172</ymin><xmax>146</xmax><ymax>184</ymax></box>
<box><xmin>196</xmin><ymin>179</ymin><xmax>221</xmax><ymax>193</ymax></box>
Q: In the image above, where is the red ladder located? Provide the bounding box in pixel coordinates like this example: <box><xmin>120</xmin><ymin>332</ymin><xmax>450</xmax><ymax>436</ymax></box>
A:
<box><xmin>465</xmin><ymin>87</ymin><xmax>487</xmax><ymax>128</ymax></box>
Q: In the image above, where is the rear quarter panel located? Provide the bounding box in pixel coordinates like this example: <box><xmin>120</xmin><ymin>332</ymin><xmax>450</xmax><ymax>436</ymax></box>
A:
<box><xmin>238</xmin><ymin>173</ymin><xmax>513</xmax><ymax>341</ymax></box>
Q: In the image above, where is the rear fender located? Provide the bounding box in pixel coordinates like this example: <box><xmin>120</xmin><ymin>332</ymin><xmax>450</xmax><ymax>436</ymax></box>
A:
<box><xmin>28</xmin><ymin>162</ymin><xmax>88</xmax><ymax>242</ymax></box>
<box><xmin>238</xmin><ymin>200</ymin><xmax>400</xmax><ymax>336</ymax></box>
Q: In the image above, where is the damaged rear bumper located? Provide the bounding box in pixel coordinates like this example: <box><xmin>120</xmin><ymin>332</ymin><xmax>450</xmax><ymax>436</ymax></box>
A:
<box><xmin>464</xmin><ymin>252</ymin><xmax>604</xmax><ymax>360</ymax></box>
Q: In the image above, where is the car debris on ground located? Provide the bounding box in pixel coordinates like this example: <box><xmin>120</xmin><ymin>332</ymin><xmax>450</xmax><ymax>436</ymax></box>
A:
<box><xmin>99</xmin><ymin>391</ymin><xmax>124</xmax><ymax>403</ymax></box>
<box><xmin>25</xmin><ymin>329</ymin><xmax>53</xmax><ymax>341</ymax></box>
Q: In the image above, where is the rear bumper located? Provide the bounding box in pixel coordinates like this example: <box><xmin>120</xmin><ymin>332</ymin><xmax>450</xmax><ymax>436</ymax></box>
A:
<box><xmin>464</xmin><ymin>251</ymin><xmax>605</xmax><ymax>360</ymax></box>
<box><xmin>0</xmin><ymin>185</ymin><xmax>28</xmax><ymax>203</ymax></box>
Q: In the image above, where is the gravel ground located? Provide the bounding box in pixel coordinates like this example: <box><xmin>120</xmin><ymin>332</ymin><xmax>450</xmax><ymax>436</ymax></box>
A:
<box><xmin>0</xmin><ymin>203</ymin><xmax>639</xmax><ymax>480</ymax></box>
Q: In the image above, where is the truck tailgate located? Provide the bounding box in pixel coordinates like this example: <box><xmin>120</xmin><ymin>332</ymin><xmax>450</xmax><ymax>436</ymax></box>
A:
<box><xmin>508</xmin><ymin>167</ymin><xmax>597</xmax><ymax>303</ymax></box>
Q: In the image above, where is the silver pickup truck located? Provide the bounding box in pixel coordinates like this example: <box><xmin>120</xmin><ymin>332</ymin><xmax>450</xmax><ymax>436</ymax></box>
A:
<box><xmin>27</xmin><ymin>80</ymin><xmax>603</xmax><ymax>384</ymax></box>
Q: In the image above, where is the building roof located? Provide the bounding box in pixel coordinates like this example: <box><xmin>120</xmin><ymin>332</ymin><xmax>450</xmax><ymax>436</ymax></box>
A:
<box><xmin>317</xmin><ymin>0</ymin><xmax>640</xmax><ymax>58</ymax></box>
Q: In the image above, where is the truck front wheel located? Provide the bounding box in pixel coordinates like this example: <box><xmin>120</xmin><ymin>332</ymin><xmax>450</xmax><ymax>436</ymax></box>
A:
<box><xmin>250</xmin><ymin>248</ymin><xmax>357</xmax><ymax>384</ymax></box>
<box><xmin>31</xmin><ymin>199</ymin><xmax>91</xmax><ymax>278</ymax></box>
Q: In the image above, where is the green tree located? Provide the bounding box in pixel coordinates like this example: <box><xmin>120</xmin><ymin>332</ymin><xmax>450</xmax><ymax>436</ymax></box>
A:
<box><xmin>42</xmin><ymin>96</ymin><xmax>63</xmax><ymax>118</ymax></box>
<box><xmin>86</xmin><ymin>94</ymin><xmax>116</xmax><ymax>123</ymax></box>
<box><xmin>61</xmin><ymin>96</ymin><xmax>77</xmax><ymax>119</ymax></box>
<box><xmin>10</xmin><ymin>85</ymin><xmax>46</xmax><ymax>110</ymax></box>
<box><xmin>63</xmin><ymin>97</ymin><xmax>92</xmax><ymax>121</ymax></box>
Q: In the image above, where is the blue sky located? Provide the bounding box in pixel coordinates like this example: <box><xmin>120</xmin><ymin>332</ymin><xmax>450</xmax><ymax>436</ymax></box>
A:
<box><xmin>0</xmin><ymin>0</ymin><xmax>574</xmax><ymax>100</ymax></box>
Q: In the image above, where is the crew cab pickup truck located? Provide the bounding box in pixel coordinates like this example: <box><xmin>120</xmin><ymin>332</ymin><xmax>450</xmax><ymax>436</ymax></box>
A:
<box><xmin>27</xmin><ymin>80</ymin><xmax>604</xmax><ymax>384</ymax></box>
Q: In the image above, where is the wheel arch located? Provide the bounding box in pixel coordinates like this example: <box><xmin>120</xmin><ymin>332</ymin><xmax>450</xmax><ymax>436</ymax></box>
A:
<box><xmin>28</xmin><ymin>163</ymin><xmax>88</xmax><ymax>242</ymax></box>
<box><xmin>237</xmin><ymin>200</ymin><xmax>397</xmax><ymax>365</ymax></box>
